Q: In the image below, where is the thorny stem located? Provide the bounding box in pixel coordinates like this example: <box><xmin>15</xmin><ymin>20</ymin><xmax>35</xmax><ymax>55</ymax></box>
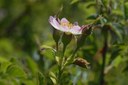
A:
<box><xmin>57</xmin><ymin>44</ymin><xmax>66</xmax><ymax>85</ymax></box>
<box><xmin>100</xmin><ymin>34</ymin><xmax>108</xmax><ymax>85</ymax></box>
<box><xmin>57</xmin><ymin>57</ymin><xmax>65</xmax><ymax>85</ymax></box>
<box><xmin>95</xmin><ymin>0</ymin><xmax>108</xmax><ymax>84</ymax></box>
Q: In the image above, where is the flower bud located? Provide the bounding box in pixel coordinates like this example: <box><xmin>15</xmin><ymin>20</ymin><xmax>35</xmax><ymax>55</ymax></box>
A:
<box><xmin>61</xmin><ymin>33</ymin><xmax>72</xmax><ymax>47</ymax></box>
<box><xmin>73</xmin><ymin>57</ymin><xmax>90</xmax><ymax>69</ymax></box>
<box><xmin>82</xmin><ymin>24</ymin><xmax>92</xmax><ymax>35</ymax></box>
<box><xmin>52</xmin><ymin>28</ymin><xmax>61</xmax><ymax>44</ymax></box>
<box><xmin>76</xmin><ymin>25</ymin><xmax>92</xmax><ymax>49</ymax></box>
<box><xmin>61</xmin><ymin>33</ymin><xmax>72</xmax><ymax>54</ymax></box>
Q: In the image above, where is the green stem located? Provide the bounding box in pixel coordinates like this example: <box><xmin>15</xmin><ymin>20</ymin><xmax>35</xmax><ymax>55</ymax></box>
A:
<box><xmin>56</xmin><ymin>42</ymin><xmax>58</xmax><ymax>51</ymax></box>
<box><xmin>57</xmin><ymin>44</ymin><xmax>66</xmax><ymax>85</ymax></box>
<box><xmin>62</xmin><ymin>44</ymin><xmax>67</xmax><ymax>57</ymax></box>
<box><xmin>63</xmin><ymin>46</ymin><xmax>79</xmax><ymax>67</ymax></box>
<box><xmin>57</xmin><ymin>65</ymin><xmax>63</xmax><ymax>85</ymax></box>
<box><xmin>71</xmin><ymin>46</ymin><xmax>79</xmax><ymax>59</ymax></box>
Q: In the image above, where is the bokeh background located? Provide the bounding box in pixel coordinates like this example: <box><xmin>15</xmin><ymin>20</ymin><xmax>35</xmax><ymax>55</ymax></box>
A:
<box><xmin>0</xmin><ymin>0</ymin><xmax>128</xmax><ymax>85</ymax></box>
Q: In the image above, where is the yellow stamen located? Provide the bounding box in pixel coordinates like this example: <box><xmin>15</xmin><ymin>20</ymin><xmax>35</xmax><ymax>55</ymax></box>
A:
<box><xmin>61</xmin><ymin>22</ymin><xmax>73</xmax><ymax>29</ymax></box>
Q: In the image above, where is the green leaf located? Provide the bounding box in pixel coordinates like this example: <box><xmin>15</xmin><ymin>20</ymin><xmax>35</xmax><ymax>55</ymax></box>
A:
<box><xmin>109</xmin><ymin>47</ymin><xmax>122</xmax><ymax>64</ymax></box>
<box><xmin>22</xmin><ymin>80</ymin><xmax>36</xmax><ymax>85</ymax></box>
<box><xmin>70</xmin><ymin>0</ymin><xmax>79</xmax><ymax>4</ymax></box>
<box><xmin>110</xmin><ymin>23</ymin><xmax>123</xmax><ymax>41</ymax></box>
<box><xmin>40</xmin><ymin>45</ymin><xmax>56</xmax><ymax>52</ymax></box>
<box><xmin>40</xmin><ymin>45</ymin><xmax>56</xmax><ymax>60</ymax></box>
<box><xmin>55</xmin><ymin>56</ymin><xmax>60</xmax><ymax>64</ymax></box>
<box><xmin>0</xmin><ymin>57</ymin><xmax>11</xmax><ymax>73</ymax></box>
<box><xmin>36</xmin><ymin>72</ymin><xmax>45</xmax><ymax>85</ymax></box>
<box><xmin>0</xmin><ymin>39</ymin><xmax>13</xmax><ymax>55</ymax></box>
<box><xmin>49</xmin><ymin>71</ymin><xmax>57</xmax><ymax>85</ymax></box>
<box><xmin>0</xmin><ymin>57</ymin><xmax>8</xmax><ymax>62</ymax></box>
<box><xmin>100</xmin><ymin>17</ymin><xmax>107</xmax><ymax>26</ymax></box>
<box><xmin>0</xmin><ymin>62</ymin><xmax>11</xmax><ymax>73</ymax></box>
<box><xmin>26</xmin><ymin>57</ymin><xmax>38</xmax><ymax>74</ymax></box>
<box><xmin>112</xmin><ymin>56</ymin><xmax>122</xmax><ymax>68</ymax></box>
<box><xmin>6</xmin><ymin>65</ymin><xmax>26</xmax><ymax>78</ymax></box>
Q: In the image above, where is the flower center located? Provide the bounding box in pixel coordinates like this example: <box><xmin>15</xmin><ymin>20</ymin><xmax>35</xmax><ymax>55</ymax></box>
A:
<box><xmin>61</xmin><ymin>22</ymin><xmax>73</xmax><ymax>29</ymax></box>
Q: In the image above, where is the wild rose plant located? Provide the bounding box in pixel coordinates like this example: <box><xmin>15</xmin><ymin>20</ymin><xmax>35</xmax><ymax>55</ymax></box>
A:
<box><xmin>41</xmin><ymin>15</ymin><xmax>101</xmax><ymax>85</ymax></box>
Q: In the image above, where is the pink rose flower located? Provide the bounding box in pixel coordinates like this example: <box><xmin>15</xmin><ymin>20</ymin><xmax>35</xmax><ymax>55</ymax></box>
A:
<box><xmin>49</xmin><ymin>16</ymin><xmax>83</xmax><ymax>35</ymax></box>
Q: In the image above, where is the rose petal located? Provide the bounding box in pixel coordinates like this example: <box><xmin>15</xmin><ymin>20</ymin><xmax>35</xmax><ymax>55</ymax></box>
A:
<box><xmin>61</xmin><ymin>18</ymin><xmax>69</xmax><ymax>23</ymax></box>
<box><xmin>59</xmin><ymin>25</ymin><xmax>69</xmax><ymax>32</ymax></box>
<box><xmin>70</xmin><ymin>25</ymin><xmax>82</xmax><ymax>35</ymax></box>
<box><xmin>49</xmin><ymin>16</ymin><xmax>70</xmax><ymax>32</ymax></box>
<box><xmin>49</xmin><ymin>16</ymin><xmax>60</xmax><ymax>30</ymax></box>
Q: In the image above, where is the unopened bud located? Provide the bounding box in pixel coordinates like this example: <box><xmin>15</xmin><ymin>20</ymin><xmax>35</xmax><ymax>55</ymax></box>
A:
<box><xmin>82</xmin><ymin>24</ymin><xmax>92</xmax><ymax>35</ymax></box>
<box><xmin>76</xmin><ymin>25</ymin><xmax>92</xmax><ymax>49</ymax></box>
<box><xmin>52</xmin><ymin>28</ymin><xmax>61</xmax><ymax>44</ymax></box>
<box><xmin>73</xmin><ymin>57</ymin><xmax>90</xmax><ymax>69</ymax></box>
<box><xmin>61</xmin><ymin>33</ymin><xmax>72</xmax><ymax>47</ymax></box>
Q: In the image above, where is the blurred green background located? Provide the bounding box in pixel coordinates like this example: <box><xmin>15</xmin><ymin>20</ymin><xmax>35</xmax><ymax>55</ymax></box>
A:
<box><xmin>0</xmin><ymin>0</ymin><xmax>128</xmax><ymax>85</ymax></box>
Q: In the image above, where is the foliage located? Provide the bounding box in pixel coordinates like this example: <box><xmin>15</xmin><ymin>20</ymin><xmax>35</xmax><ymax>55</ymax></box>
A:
<box><xmin>0</xmin><ymin>0</ymin><xmax>128</xmax><ymax>85</ymax></box>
